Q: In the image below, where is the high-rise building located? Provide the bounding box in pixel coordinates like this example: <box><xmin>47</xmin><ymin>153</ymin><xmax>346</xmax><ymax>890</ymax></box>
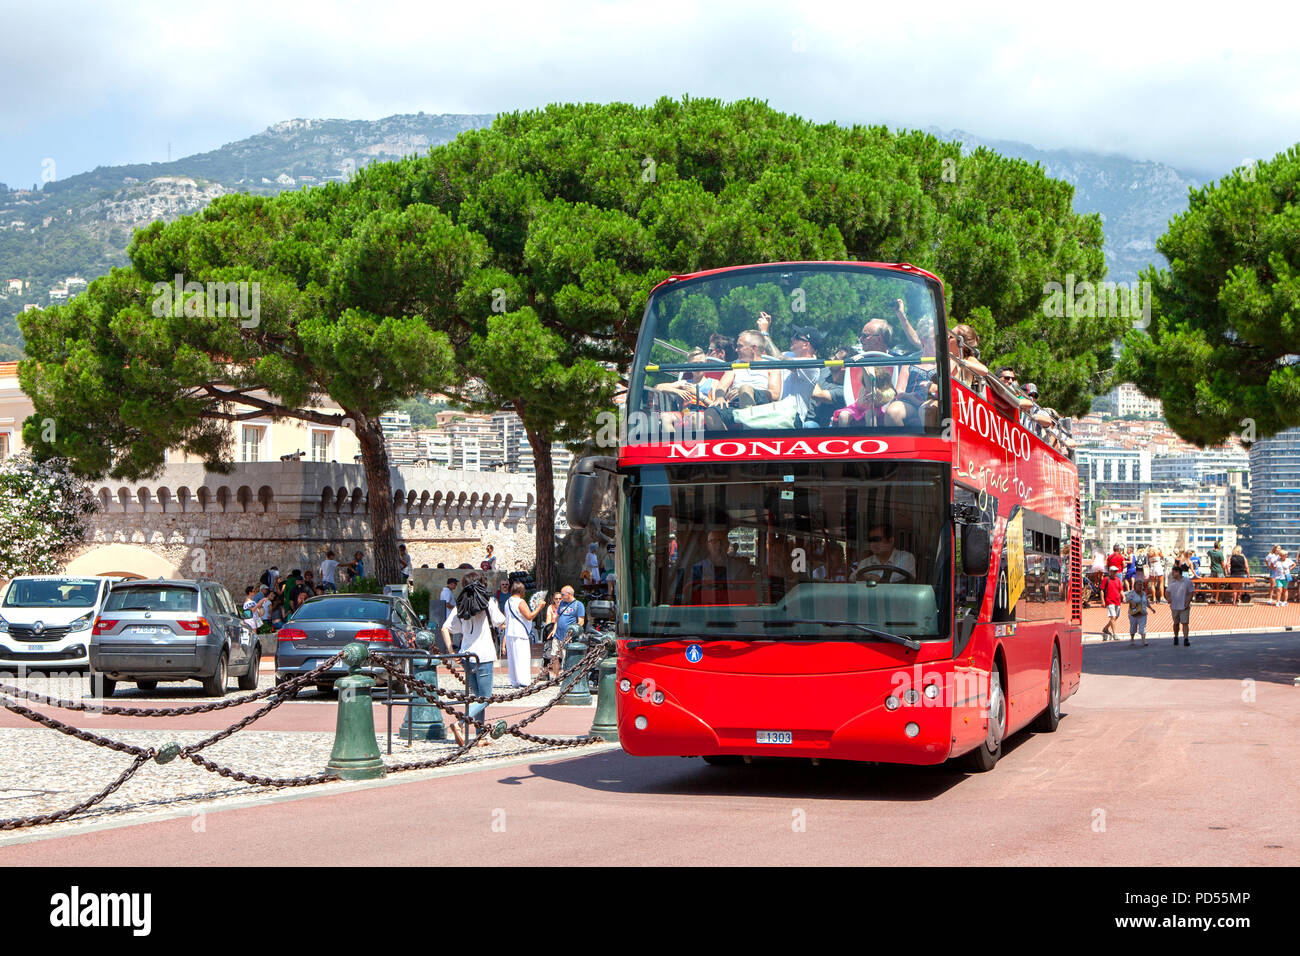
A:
<box><xmin>1248</xmin><ymin>428</ymin><xmax>1300</xmax><ymax>561</ymax></box>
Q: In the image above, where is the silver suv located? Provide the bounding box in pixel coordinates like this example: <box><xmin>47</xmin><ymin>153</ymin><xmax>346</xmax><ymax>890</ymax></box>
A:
<box><xmin>89</xmin><ymin>579</ymin><xmax>263</xmax><ymax>697</ymax></box>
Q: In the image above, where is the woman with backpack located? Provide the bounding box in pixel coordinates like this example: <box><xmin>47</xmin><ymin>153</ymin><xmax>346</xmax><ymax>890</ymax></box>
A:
<box><xmin>503</xmin><ymin>581</ymin><xmax>543</xmax><ymax>687</ymax></box>
<box><xmin>440</xmin><ymin>573</ymin><xmax>506</xmax><ymax>747</ymax></box>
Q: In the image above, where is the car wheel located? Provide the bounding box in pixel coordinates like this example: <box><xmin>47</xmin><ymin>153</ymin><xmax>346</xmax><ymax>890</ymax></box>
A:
<box><xmin>89</xmin><ymin>671</ymin><xmax>116</xmax><ymax>698</ymax></box>
<box><xmin>201</xmin><ymin>651</ymin><xmax>228</xmax><ymax>697</ymax></box>
<box><xmin>135</xmin><ymin>680</ymin><xmax>158</xmax><ymax>691</ymax></box>
<box><xmin>237</xmin><ymin>647</ymin><xmax>261</xmax><ymax>691</ymax></box>
<box><xmin>1032</xmin><ymin>647</ymin><xmax>1062</xmax><ymax>733</ymax></box>
<box><xmin>961</xmin><ymin>661</ymin><xmax>1005</xmax><ymax>773</ymax></box>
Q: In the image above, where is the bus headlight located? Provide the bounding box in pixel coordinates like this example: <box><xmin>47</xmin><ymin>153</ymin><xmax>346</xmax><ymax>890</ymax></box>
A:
<box><xmin>904</xmin><ymin>722</ymin><xmax>920</xmax><ymax>738</ymax></box>
<box><xmin>619</xmin><ymin>679</ymin><xmax>631</xmax><ymax>693</ymax></box>
<box><xmin>652</xmin><ymin>691</ymin><xmax>664</xmax><ymax>705</ymax></box>
<box><xmin>903</xmin><ymin>689</ymin><xmax>921</xmax><ymax>705</ymax></box>
<box><xmin>634</xmin><ymin>715</ymin><xmax>648</xmax><ymax>730</ymax></box>
<box><xmin>924</xmin><ymin>683</ymin><xmax>939</xmax><ymax>700</ymax></box>
<box><xmin>884</xmin><ymin>696</ymin><xmax>900</xmax><ymax>711</ymax></box>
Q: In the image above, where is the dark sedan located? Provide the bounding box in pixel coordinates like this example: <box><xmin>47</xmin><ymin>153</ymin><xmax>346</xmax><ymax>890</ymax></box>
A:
<box><xmin>274</xmin><ymin>593</ymin><xmax>433</xmax><ymax>693</ymax></box>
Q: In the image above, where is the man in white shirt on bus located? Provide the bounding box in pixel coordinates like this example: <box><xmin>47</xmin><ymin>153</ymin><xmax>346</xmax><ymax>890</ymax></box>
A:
<box><xmin>851</xmin><ymin>522</ymin><xmax>917</xmax><ymax>583</ymax></box>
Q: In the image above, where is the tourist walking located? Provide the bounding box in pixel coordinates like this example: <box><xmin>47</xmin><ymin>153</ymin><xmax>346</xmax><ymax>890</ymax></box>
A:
<box><xmin>539</xmin><ymin>591</ymin><xmax>563</xmax><ymax>678</ymax></box>
<box><xmin>1167</xmin><ymin>564</ymin><xmax>1194</xmax><ymax>646</ymax></box>
<box><xmin>319</xmin><ymin>551</ymin><xmax>339</xmax><ymax>593</ymax></box>
<box><xmin>437</xmin><ymin>577</ymin><xmax>458</xmax><ymax>629</ymax></box>
<box><xmin>1125</xmin><ymin>578</ymin><xmax>1150</xmax><ymax>646</ymax></box>
<box><xmin>1148</xmin><ymin>548</ymin><xmax>1165</xmax><ymax>603</ymax></box>
<box><xmin>503</xmin><ymin>582</ymin><xmax>542</xmax><ymax>687</ymax></box>
<box><xmin>1271</xmin><ymin>549</ymin><xmax>1293</xmax><ymax>607</ymax></box>
<box><xmin>1102</xmin><ymin>567</ymin><xmax>1124</xmax><ymax>640</ymax></box>
<box><xmin>440</xmin><ymin>573</ymin><xmax>505</xmax><ymax>747</ymax></box>
<box><xmin>1229</xmin><ymin>546</ymin><xmax>1250</xmax><ymax>604</ymax></box>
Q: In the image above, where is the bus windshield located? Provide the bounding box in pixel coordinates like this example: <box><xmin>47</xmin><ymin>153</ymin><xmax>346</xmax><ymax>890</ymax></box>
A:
<box><xmin>628</xmin><ymin>264</ymin><xmax>944</xmax><ymax>440</ymax></box>
<box><xmin>623</xmin><ymin>461</ymin><xmax>949</xmax><ymax>641</ymax></box>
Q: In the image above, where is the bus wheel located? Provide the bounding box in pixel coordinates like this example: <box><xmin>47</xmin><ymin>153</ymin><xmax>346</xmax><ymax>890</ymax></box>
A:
<box><xmin>702</xmin><ymin>755</ymin><xmax>744</xmax><ymax>766</ymax></box>
<box><xmin>962</xmin><ymin>662</ymin><xmax>1005</xmax><ymax>773</ymax></box>
<box><xmin>1032</xmin><ymin>647</ymin><xmax>1062</xmax><ymax>733</ymax></box>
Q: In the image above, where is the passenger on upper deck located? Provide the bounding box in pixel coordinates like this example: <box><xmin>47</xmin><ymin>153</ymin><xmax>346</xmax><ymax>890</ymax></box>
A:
<box><xmin>948</xmin><ymin>324</ymin><xmax>988</xmax><ymax>388</ymax></box>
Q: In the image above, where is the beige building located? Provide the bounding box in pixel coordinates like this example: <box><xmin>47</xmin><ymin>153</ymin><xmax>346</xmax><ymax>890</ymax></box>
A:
<box><xmin>0</xmin><ymin>361</ymin><xmax>24</xmax><ymax>460</ymax></box>
<box><xmin>0</xmin><ymin>362</ymin><xmax>360</xmax><ymax>466</ymax></box>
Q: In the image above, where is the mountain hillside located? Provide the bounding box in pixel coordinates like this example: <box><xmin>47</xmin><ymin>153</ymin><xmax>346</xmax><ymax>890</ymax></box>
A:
<box><xmin>927</xmin><ymin>127</ymin><xmax>1202</xmax><ymax>283</ymax></box>
<box><xmin>0</xmin><ymin>113</ymin><xmax>494</xmax><ymax>359</ymax></box>
<box><xmin>1</xmin><ymin>114</ymin><xmax>1203</xmax><ymax>359</ymax></box>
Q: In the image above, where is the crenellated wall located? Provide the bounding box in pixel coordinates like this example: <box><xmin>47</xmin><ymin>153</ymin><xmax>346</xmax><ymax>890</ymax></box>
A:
<box><xmin>64</xmin><ymin>462</ymin><xmax>568</xmax><ymax>595</ymax></box>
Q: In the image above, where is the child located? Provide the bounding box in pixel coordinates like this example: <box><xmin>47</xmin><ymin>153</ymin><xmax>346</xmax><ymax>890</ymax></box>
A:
<box><xmin>1125</xmin><ymin>579</ymin><xmax>1149</xmax><ymax>647</ymax></box>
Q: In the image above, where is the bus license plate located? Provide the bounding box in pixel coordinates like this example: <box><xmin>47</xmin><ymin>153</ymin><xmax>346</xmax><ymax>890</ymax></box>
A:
<box><xmin>756</xmin><ymin>730</ymin><xmax>792</xmax><ymax>745</ymax></box>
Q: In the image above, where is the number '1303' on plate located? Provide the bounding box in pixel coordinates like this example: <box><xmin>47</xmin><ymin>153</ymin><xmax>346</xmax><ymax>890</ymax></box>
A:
<box><xmin>755</xmin><ymin>730</ymin><xmax>792</xmax><ymax>744</ymax></box>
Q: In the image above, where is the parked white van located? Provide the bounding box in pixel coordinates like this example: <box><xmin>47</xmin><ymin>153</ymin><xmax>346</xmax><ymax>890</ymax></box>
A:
<box><xmin>0</xmin><ymin>576</ymin><xmax>120</xmax><ymax>670</ymax></box>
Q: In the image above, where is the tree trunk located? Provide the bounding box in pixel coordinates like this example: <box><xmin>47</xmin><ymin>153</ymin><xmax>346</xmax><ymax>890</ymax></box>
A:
<box><xmin>352</xmin><ymin>412</ymin><xmax>403</xmax><ymax>587</ymax></box>
<box><xmin>525</xmin><ymin>423</ymin><xmax>556</xmax><ymax>592</ymax></box>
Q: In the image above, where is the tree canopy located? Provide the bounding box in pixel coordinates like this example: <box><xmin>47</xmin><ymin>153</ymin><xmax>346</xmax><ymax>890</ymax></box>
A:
<box><xmin>1118</xmin><ymin>144</ymin><xmax>1300</xmax><ymax>446</ymax></box>
<box><xmin>18</xmin><ymin>98</ymin><xmax>1113</xmax><ymax>587</ymax></box>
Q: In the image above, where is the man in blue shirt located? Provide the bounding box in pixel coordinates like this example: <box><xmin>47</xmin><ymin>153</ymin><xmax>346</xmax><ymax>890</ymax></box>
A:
<box><xmin>555</xmin><ymin>585</ymin><xmax>586</xmax><ymax>642</ymax></box>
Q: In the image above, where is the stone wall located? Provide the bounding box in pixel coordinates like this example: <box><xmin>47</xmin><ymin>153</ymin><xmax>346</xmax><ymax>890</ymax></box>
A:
<box><xmin>64</xmin><ymin>462</ymin><xmax>567</xmax><ymax>596</ymax></box>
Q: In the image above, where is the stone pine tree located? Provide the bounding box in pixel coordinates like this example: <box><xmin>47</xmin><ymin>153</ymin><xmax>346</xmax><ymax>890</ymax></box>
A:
<box><xmin>17</xmin><ymin>187</ymin><xmax>470</xmax><ymax>585</ymax></box>
<box><xmin>362</xmin><ymin>97</ymin><xmax>1108</xmax><ymax>585</ymax></box>
<box><xmin>1119</xmin><ymin>144</ymin><xmax>1300</xmax><ymax>446</ymax></box>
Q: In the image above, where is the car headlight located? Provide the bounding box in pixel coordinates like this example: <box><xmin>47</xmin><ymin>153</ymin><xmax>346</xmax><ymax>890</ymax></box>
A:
<box><xmin>68</xmin><ymin>613</ymin><xmax>93</xmax><ymax>632</ymax></box>
<box><xmin>0</xmin><ymin>616</ymin><xmax>8</xmax><ymax>633</ymax></box>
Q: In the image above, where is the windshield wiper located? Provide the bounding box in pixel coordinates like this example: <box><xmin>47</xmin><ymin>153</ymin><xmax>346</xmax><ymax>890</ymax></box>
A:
<box><xmin>758</xmin><ymin>620</ymin><xmax>921</xmax><ymax>651</ymax></box>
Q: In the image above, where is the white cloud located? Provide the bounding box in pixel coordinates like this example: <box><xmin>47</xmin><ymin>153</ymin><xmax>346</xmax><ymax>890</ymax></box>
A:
<box><xmin>3</xmin><ymin>0</ymin><xmax>1298</xmax><ymax>182</ymax></box>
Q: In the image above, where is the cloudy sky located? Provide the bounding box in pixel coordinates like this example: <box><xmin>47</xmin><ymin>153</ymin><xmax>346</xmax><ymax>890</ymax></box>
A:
<box><xmin>3</xmin><ymin>0</ymin><xmax>1298</xmax><ymax>188</ymax></box>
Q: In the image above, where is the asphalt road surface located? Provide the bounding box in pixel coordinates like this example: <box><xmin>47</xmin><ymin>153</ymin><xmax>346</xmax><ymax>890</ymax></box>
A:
<box><xmin>3</xmin><ymin>631</ymin><xmax>1296</xmax><ymax>866</ymax></box>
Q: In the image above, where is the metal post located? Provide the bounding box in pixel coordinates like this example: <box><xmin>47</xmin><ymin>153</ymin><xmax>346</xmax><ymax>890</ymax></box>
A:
<box><xmin>589</xmin><ymin>635</ymin><xmax>618</xmax><ymax>740</ymax></box>
<box><xmin>399</xmin><ymin>633</ymin><xmax>446</xmax><ymax>741</ymax></box>
<box><xmin>326</xmin><ymin>642</ymin><xmax>386</xmax><ymax>780</ymax></box>
<box><xmin>556</xmin><ymin>625</ymin><xmax>592</xmax><ymax>706</ymax></box>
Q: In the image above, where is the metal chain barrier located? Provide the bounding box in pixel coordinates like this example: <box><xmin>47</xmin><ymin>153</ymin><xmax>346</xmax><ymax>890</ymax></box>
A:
<box><xmin>0</xmin><ymin>639</ymin><xmax>615</xmax><ymax>829</ymax></box>
<box><xmin>369</xmin><ymin>640</ymin><xmax>611</xmax><ymax>769</ymax></box>
<box><xmin>0</xmin><ymin>653</ymin><xmax>343</xmax><ymax>716</ymax></box>
<box><xmin>0</xmin><ymin>655</ymin><xmax>347</xmax><ymax>830</ymax></box>
<box><xmin>0</xmin><ymin>754</ymin><xmax>153</xmax><ymax>831</ymax></box>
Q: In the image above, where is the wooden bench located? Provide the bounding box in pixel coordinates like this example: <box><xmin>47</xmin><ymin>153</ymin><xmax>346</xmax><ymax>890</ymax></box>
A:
<box><xmin>1192</xmin><ymin>576</ymin><xmax>1261</xmax><ymax>603</ymax></box>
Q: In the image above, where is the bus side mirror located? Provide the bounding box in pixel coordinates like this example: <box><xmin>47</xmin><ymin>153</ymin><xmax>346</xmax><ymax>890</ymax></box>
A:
<box><xmin>962</xmin><ymin>526</ymin><xmax>991</xmax><ymax>576</ymax></box>
<box><xmin>566</xmin><ymin>456</ymin><xmax>616</xmax><ymax>529</ymax></box>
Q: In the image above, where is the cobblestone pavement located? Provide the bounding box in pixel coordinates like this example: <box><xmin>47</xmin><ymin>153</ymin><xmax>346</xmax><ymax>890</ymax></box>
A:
<box><xmin>0</xmin><ymin>666</ymin><xmax>599</xmax><ymax>838</ymax></box>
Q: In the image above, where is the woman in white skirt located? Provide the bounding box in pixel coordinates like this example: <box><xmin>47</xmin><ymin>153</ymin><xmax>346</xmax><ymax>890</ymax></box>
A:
<box><xmin>504</xmin><ymin>581</ymin><xmax>542</xmax><ymax>687</ymax></box>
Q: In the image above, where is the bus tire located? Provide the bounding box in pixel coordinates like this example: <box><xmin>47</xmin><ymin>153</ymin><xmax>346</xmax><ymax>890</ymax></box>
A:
<box><xmin>1032</xmin><ymin>646</ymin><xmax>1062</xmax><ymax>733</ymax></box>
<box><xmin>961</xmin><ymin>662</ymin><xmax>1005</xmax><ymax>773</ymax></box>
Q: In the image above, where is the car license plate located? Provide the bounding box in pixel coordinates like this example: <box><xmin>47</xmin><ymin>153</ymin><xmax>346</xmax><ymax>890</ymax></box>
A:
<box><xmin>25</xmin><ymin>645</ymin><xmax>42</xmax><ymax>652</ymax></box>
<box><xmin>755</xmin><ymin>730</ymin><xmax>792</xmax><ymax>745</ymax></box>
<box><xmin>132</xmin><ymin>626</ymin><xmax>160</xmax><ymax>635</ymax></box>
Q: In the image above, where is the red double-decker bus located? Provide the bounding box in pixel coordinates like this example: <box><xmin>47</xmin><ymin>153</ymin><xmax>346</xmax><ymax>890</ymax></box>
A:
<box><xmin>571</xmin><ymin>261</ymin><xmax>1081</xmax><ymax>771</ymax></box>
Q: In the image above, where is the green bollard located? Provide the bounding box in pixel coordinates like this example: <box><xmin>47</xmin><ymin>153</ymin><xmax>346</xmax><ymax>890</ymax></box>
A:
<box><xmin>556</xmin><ymin>626</ymin><xmax>592</xmax><ymax>706</ymax></box>
<box><xmin>589</xmin><ymin>635</ymin><xmax>619</xmax><ymax>741</ymax></box>
<box><xmin>326</xmin><ymin>643</ymin><xmax>386</xmax><ymax>780</ymax></box>
<box><xmin>399</xmin><ymin>632</ymin><xmax>446</xmax><ymax>741</ymax></box>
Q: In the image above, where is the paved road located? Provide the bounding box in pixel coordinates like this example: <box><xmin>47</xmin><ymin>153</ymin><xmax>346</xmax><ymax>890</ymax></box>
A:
<box><xmin>3</xmin><ymin>631</ymin><xmax>1296</xmax><ymax>865</ymax></box>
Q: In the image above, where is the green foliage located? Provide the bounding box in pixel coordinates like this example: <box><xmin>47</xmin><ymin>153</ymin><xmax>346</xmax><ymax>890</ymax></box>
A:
<box><xmin>409</xmin><ymin>586</ymin><xmax>432</xmax><ymax>619</ymax></box>
<box><xmin>395</xmin><ymin>98</ymin><xmax>1108</xmax><ymax>420</ymax></box>
<box><xmin>1118</xmin><ymin>145</ymin><xmax>1300</xmax><ymax>445</ymax></box>
<box><xmin>0</xmin><ymin>456</ymin><xmax>97</xmax><ymax>578</ymax></box>
<box><xmin>339</xmin><ymin>576</ymin><xmax>382</xmax><ymax>594</ymax></box>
